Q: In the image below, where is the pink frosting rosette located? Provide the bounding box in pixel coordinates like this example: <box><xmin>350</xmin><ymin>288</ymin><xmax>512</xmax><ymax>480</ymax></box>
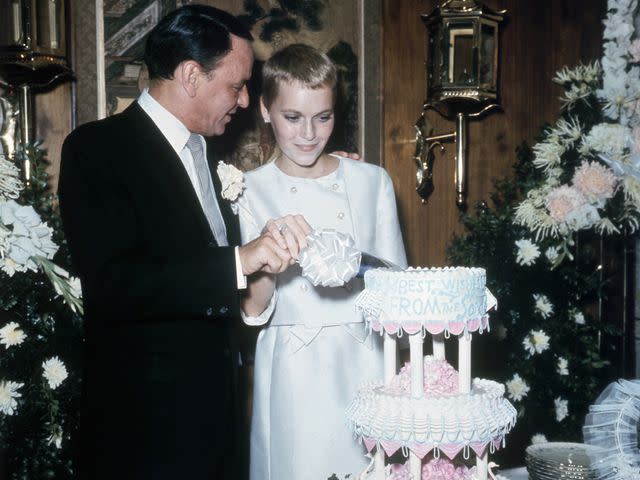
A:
<box><xmin>421</xmin><ymin>458</ymin><xmax>477</xmax><ymax>480</ymax></box>
<box><xmin>384</xmin><ymin>356</ymin><xmax>459</xmax><ymax>396</ymax></box>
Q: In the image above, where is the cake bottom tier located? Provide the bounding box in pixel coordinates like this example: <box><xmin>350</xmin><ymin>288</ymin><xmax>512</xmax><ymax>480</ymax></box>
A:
<box><xmin>347</xmin><ymin>377</ymin><xmax>517</xmax><ymax>460</ymax></box>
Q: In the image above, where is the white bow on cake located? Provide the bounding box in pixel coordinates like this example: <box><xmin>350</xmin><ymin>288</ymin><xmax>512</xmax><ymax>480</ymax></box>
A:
<box><xmin>297</xmin><ymin>229</ymin><xmax>402</xmax><ymax>287</ymax></box>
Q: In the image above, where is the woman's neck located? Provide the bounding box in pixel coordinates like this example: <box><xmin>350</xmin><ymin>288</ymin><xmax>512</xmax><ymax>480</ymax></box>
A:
<box><xmin>275</xmin><ymin>153</ymin><xmax>339</xmax><ymax>179</ymax></box>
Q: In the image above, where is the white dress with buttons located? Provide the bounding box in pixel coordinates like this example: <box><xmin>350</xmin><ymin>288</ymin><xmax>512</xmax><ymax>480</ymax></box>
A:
<box><xmin>237</xmin><ymin>156</ymin><xmax>407</xmax><ymax>480</ymax></box>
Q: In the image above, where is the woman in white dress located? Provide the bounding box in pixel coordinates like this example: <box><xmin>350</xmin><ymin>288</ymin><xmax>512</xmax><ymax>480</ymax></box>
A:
<box><xmin>236</xmin><ymin>44</ymin><xmax>407</xmax><ymax>480</ymax></box>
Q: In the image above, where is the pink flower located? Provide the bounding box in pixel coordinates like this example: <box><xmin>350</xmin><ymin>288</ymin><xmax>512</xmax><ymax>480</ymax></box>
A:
<box><xmin>384</xmin><ymin>357</ymin><xmax>459</xmax><ymax>395</ymax></box>
<box><xmin>421</xmin><ymin>458</ymin><xmax>476</xmax><ymax>480</ymax></box>
<box><xmin>630</xmin><ymin>38</ymin><xmax>640</xmax><ymax>62</ymax></box>
<box><xmin>546</xmin><ymin>185</ymin><xmax>587</xmax><ymax>222</ymax></box>
<box><xmin>388</xmin><ymin>463</ymin><xmax>411</xmax><ymax>480</ymax></box>
<box><xmin>572</xmin><ymin>161</ymin><xmax>617</xmax><ymax>201</ymax></box>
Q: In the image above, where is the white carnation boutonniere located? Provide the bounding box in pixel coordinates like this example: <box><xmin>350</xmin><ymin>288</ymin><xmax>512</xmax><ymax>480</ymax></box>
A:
<box><xmin>216</xmin><ymin>161</ymin><xmax>245</xmax><ymax>214</ymax></box>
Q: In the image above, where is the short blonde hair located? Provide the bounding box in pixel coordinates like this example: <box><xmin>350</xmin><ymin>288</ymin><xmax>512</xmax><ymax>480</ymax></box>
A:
<box><xmin>261</xmin><ymin>43</ymin><xmax>337</xmax><ymax>109</ymax></box>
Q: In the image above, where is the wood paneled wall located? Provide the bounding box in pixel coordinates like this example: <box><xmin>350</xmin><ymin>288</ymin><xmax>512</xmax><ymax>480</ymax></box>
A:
<box><xmin>382</xmin><ymin>0</ymin><xmax>607</xmax><ymax>266</ymax></box>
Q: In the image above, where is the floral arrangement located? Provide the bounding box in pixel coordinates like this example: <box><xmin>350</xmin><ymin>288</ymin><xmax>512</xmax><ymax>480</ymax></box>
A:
<box><xmin>0</xmin><ymin>142</ymin><xmax>83</xmax><ymax>479</ymax></box>
<box><xmin>514</xmin><ymin>0</ymin><xmax>640</xmax><ymax>265</ymax></box>
<box><xmin>447</xmin><ymin>0</ymin><xmax>638</xmax><ymax>466</ymax></box>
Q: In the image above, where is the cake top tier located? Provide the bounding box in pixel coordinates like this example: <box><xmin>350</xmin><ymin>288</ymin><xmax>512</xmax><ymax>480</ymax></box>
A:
<box><xmin>356</xmin><ymin>267</ymin><xmax>496</xmax><ymax>336</ymax></box>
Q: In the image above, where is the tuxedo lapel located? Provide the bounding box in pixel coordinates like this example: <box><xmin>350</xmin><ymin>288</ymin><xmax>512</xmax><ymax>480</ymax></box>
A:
<box><xmin>121</xmin><ymin>103</ymin><xmax>215</xmax><ymax>244</ymax></box>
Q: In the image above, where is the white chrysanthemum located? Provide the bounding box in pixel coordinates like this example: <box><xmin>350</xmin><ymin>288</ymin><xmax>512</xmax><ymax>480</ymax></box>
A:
<box><xmin>555</xmin><ymin>397</ymin><xmax>569</xmax><ymax>422</ymax></box>
<box><xmin>574</xmin><ymin>311</ymin><xmax>586</xmax><ymax>325</ymax></box>
<box><xmin>560</xmin><ymin>83</ymin><xmax>594</xmax><ymax>108</ymax></box>
<box><xmin>523</xmin><ymin>329</ymin><xmax>550</xmax><ymax>355</ymax></box>
<box><xmin>0</xmin><ymin>321</ymin><xmax>26</xmax><ymax>348</ymax></box>
<box><xmin>533</xmin><ymin>140</ymin><xmax>565</xmax><ymax>170</ymax></box>
<box><xmin>515</xmin><ymin>238</ymin><xmax>540</xmax><ymax>266</ymax></box>
<box><xmin>216</xmin><ymin>161</ymin><xmax>245</xmax><ymax>202</ymax></box>
<box><xmin>553</xmin><ymin>62</ymin><xmax>601</xmax><ymax>85</ymax></box>
<box><xmin>522</xmin><ymin>336</ymin><xmax>535</xmax><ymax>355</ymax></box>
<box><xmin>42</xmin><ymin>357</ymin><xmax>68</xmax><ymax>390</ymax></box>
<box><xmin>0</xmin><ymin>380</ymin><xmax>24</xmax><ymax>415</ymax></box>
<box><xmin>554</xmin><ymin>64</ymin><xmax>601</xmax><ymax>109</ymax></box>
<box><xmin>557</xmin><ymin>357</ymin><xmax>569</xmax><ymax>376</ymax></box>
<box><xmin>532</xmin><ymin>329</ymin><xmax>551</xmax><ymax>353</ymax></box>
<box><xmin>514</xmin><ymin>196</ymin><xmax>560</xmax><ymax>241</ymax></box>
<box><xmin>533</xmin><ymin>293</ymin><xmax>554</xmax><ymax>318</ymax></box>
<box><xmin>553</xmin><ymin>117</ymin><xmax>584</xmax><ymax>144</ymax></box>
<box><xmin>531</xmin><ymin>433</ymin><xmax>548</xmax><ymax>445</ymax></box>
<box><xmin>0</xmin><ymin>155</ymin><xmax>23</xmax><ymax>201</ymax></box>
<box><xmin>582</xmin><ymin>123</ymin><xmax>631</xmax><ymax>157</ymax></box>
<box><xmin>506</xmin><ymin>374</ymin><xmax>530</xmax><ymax>402</ymax></box>
<box><xmin>599</xmin><ymin>81</ymin><xmax>630</xmax><ymax>123</ymax></box>
<box><xmin>545</xmin><ymin>246</ymin><xmax>560</xmax><ymax>264</ymax></box>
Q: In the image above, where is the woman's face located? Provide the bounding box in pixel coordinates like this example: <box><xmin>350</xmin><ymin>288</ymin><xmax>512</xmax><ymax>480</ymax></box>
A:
<box><xmin>261</xmin><ymin>81</ymin><xmax>334</xmax><ymax>174</ymax></box>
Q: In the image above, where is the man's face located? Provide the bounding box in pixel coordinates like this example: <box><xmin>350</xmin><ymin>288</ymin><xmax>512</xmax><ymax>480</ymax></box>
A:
<box><xmin>191</xmin><ymin>35</ymin><xmax>253</xmax><ymax>136</ymax></box>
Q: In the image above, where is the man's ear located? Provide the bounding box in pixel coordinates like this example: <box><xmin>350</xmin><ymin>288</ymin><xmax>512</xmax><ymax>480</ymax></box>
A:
<box><xmin>179</xmin><ymin>60</ymin><xmax>200</xmax><ymax>97</ymax></box>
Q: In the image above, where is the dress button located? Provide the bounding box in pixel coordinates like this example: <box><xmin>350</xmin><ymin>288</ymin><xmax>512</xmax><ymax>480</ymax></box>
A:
<box><xmin>290</xmin><ymin>186</ymin><xmax>297</xmax><ymax>193</ymax></box>
<box><xmin>332</xmin><ymin>183</ymin><xmax>339</xmax><ymax>191</ymax></box>
<box><xmin>300</xmin><ymin>283</ymin><xmax>308</xmax><ymax>292</ymax></box>
<box><xmin>219</xmin><ymin>306</ymin><xmax>229</xmax><ymax>314</ymax></box>
<box><xmin>337</xmin><ymin>212</ymin><xmax>345</xmax><ymax>219</ymax></box>
<box><xmin>206</xmin><ymin>307</ymin><xmax>213</xmax><ymax>316</ymax></box>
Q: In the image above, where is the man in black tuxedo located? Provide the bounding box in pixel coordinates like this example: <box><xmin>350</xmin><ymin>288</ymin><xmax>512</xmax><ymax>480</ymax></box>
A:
<box><xmin>58</xmin><ymin>5</ymin><xmax>293</xmax><ymax>479</ymax></box>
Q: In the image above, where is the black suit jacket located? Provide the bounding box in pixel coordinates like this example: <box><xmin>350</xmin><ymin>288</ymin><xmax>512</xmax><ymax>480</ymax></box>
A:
<box><xmin>59</xmin><ymin>103</ymin><xmax>243</xmax><ymax>479</ymax></box>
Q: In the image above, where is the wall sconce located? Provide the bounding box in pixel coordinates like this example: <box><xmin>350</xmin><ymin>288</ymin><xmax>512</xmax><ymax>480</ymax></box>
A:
<box><xmin>0</xmin><ymin>0</ymin><xmax>72</xmax><ymax>182</ymax></box>
<box><xmin>413</xmin><ymin>0</ymin><xmax>505</xmax><ymax>209</ymax></box>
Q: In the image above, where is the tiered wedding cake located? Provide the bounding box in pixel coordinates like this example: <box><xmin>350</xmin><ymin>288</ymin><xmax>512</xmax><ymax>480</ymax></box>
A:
<box><xmin>347</xmin><ymin>267</ymin><xmax>517</xmax><ymax>480</ymax></box>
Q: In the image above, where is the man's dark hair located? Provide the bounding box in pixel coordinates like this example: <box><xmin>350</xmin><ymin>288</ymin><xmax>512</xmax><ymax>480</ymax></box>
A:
<box><xmin>144</xmin><ymin>4</ymin><xmax>253</xmax><ymax>81</ymax></box>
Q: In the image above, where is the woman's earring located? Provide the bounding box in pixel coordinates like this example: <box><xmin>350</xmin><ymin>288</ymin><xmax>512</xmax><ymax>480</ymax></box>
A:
<box><xmin>263</xmin><ymin>117</ymin><xmax>270</xmax><ymax>123</ymax></box>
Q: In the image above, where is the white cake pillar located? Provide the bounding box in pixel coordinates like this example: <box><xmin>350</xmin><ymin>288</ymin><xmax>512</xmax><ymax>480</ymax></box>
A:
<box><xmin>374</xmin><ymin>331</ymin><xmax>397</xmax><ymax>478</ymax></box>
<box><xmin>432</xmin><ymin>333</ymin><xmax>446</xmax><ymax>359</ymax></box>
<box><xmin>409</xmin><ymin>333</ymin><xmax>424</xmax><ymax>398</ymax></box>
<box><xmin>458</xmin><ymin>333</ymin><xmax>472</xmax><ymax>394</ymax></box>
<box><xmin>383</xmin><ymin>332</ymin><xmax>397</xmax><ymax>384</ymax></box>
<box><xmin>374</xmin><ymin>450</ymin><xmax>385</xmax><ymax>480</ymax></box>
<box><xmin>409</xmin><ymin>454</ymin><xmax>422</xmax><ymax>478</ymax></box>
<box><xmin>476</xmin><ymin>451</ymin><xmax>488</xmax><ymax>480</ymax></box>
<box><xmin>408</xmin><ymin>333</ymin><xmax>423</xmax><ymax>480</ymax></box>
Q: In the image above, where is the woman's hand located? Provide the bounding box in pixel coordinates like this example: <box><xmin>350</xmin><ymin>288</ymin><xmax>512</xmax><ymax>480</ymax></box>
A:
<box><xmin>262</xmin><ymin>214</ymin><xmax>313</xmax><ymax>261</ymax></box>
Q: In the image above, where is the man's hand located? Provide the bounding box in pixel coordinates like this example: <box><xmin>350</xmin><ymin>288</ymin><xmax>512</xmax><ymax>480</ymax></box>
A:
<box><xmin>238</xmin><ymin>234</ymin><xmax>292</xmax><ymax>275</ymax></box>
<box><xmin>331</xmin><ymin>150</ymin><xmax>361</xmax><ymax>161</ymax></box>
